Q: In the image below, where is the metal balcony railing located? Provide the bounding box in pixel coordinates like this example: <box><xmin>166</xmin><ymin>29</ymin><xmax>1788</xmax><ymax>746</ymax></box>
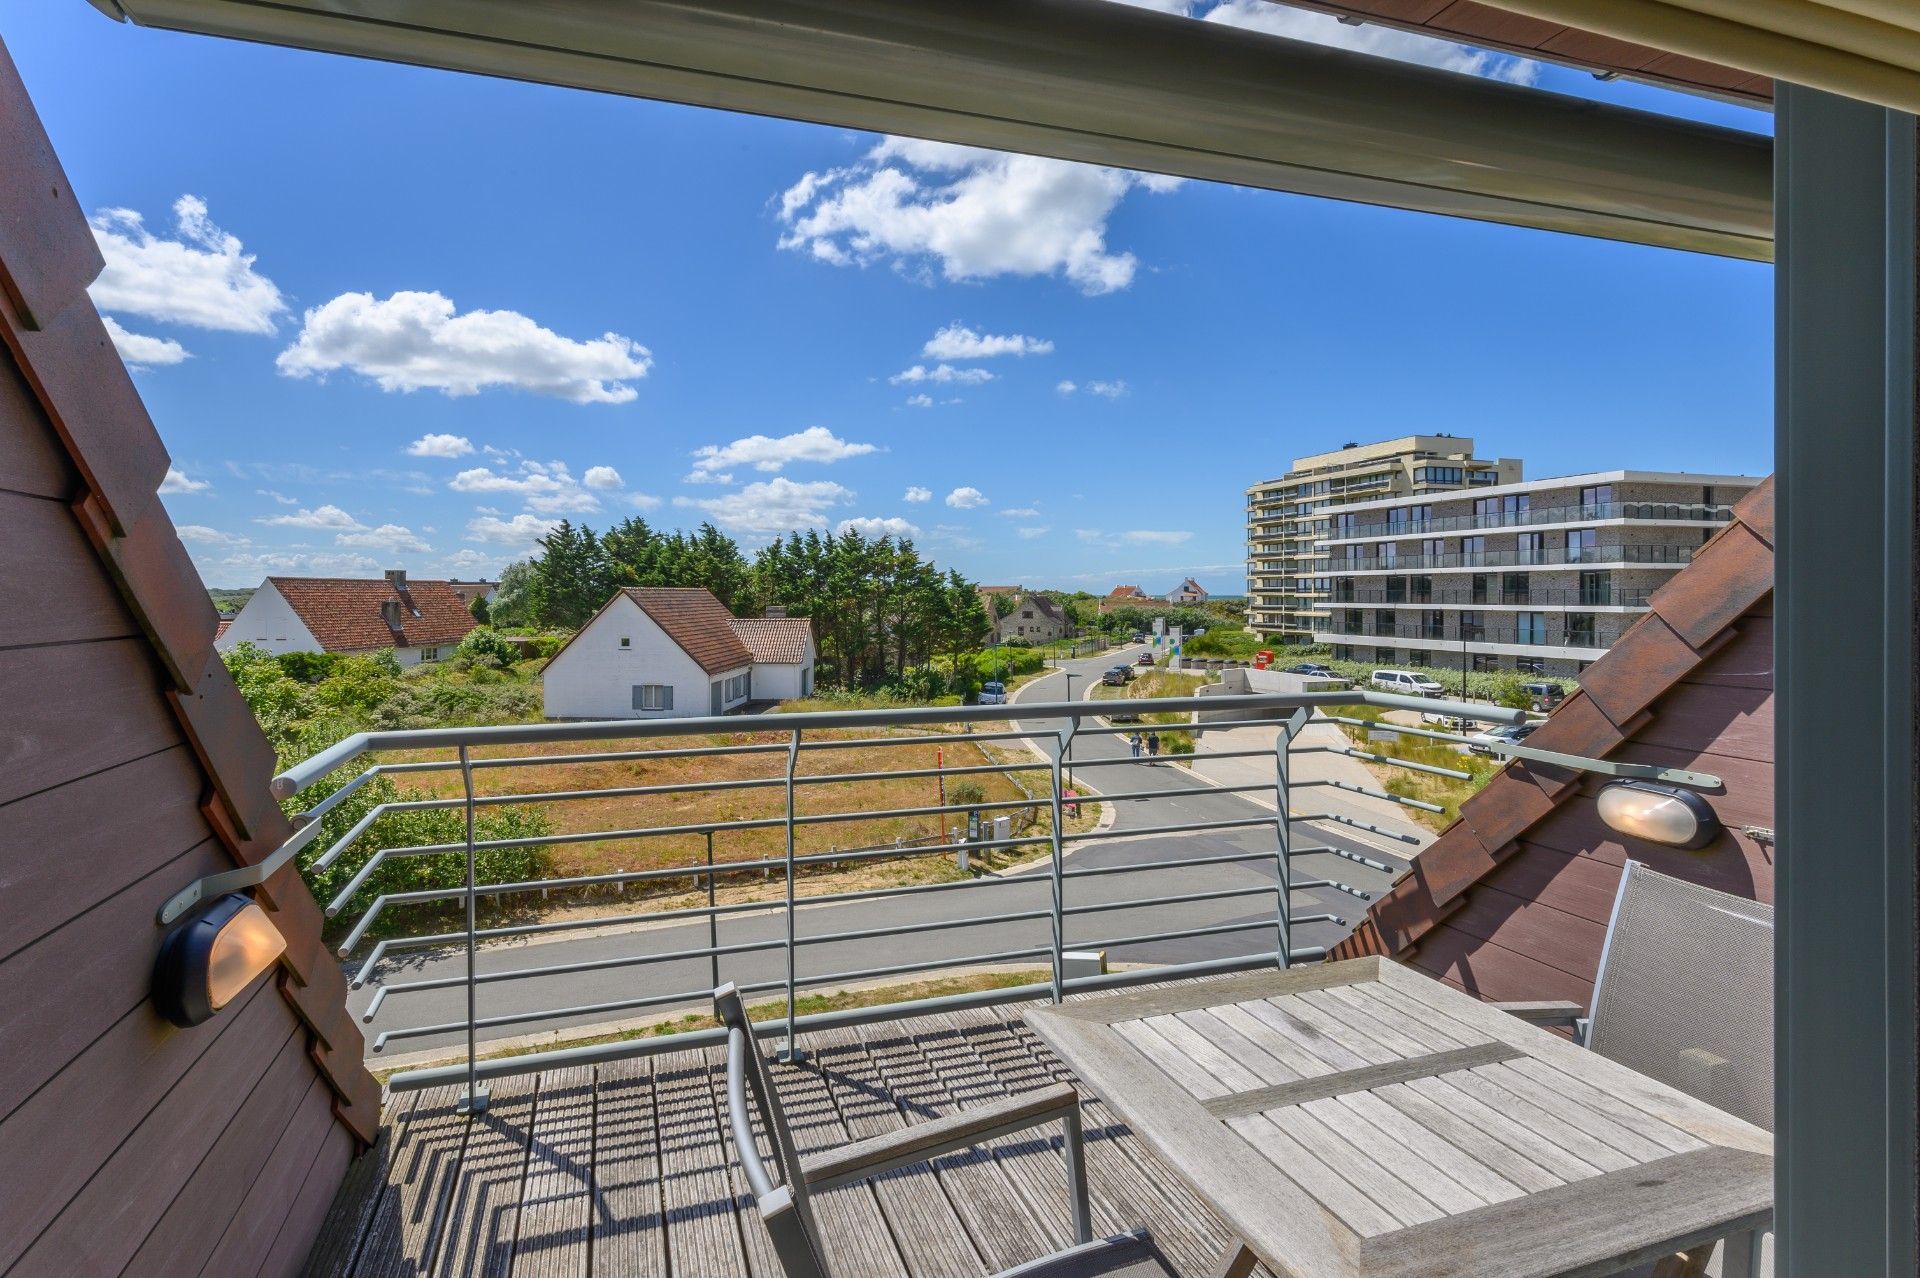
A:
<box><xmin>1322</xmin><ymin>499</ymin><xmax>1735</xmax><ymax>542</ymax></box>
<box><xmin>1330</xmin><ymin>585</ymin><xmax>1656</xmax><ymax>608</ymax></box>
<box><xmin>1328</xmin><ymin>543</ymin><xmax>1698</xmax><ymax>572</ymax></box>
<box><xmin>159</xmin><ymin>690</ymin><xmax>1535</xmax><ymax>1110</ymax></box>
<box><xmin>1317</xmin><ymin>621</ymin><xmax>1609</xmax><ymax>648</ymax></box>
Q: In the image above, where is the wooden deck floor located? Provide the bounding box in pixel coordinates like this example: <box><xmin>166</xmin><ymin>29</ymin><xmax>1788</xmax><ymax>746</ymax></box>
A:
<box><xmin>302</xmin><ymin>1002</ymin><xmax>1276</xmax><ymax>1277</ymax></box>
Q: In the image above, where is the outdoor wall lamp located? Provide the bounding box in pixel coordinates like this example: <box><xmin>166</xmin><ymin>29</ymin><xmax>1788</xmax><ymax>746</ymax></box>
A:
<box><xmin>1596</xmin><ymin>780</ymin><xmax>1721</xmax><ymax>850</ymax></box>
<box><xmin>152</xmin><ymin>892</ymin><xmax>287</xmax><ymax>1027</ymax></box>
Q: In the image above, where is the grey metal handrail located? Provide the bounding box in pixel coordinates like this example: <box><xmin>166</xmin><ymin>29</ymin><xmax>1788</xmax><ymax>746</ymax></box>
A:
<box><xmin>162</xmin><ymin>688</ymin><xmax>1541</xmax><ymax>1109</ymax></box>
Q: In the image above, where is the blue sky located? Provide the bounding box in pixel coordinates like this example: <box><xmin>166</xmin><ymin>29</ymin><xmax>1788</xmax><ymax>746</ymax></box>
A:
<box><xmin>10</xmin><ymin>3</ymin><xmax>1773</xmax><ymax>593</ymax></box>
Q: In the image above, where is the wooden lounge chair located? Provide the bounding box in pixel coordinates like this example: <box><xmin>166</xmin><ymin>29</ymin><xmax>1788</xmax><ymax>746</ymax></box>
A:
<box><xmin>713</xmin><ymin>984</ymin><xmax>1190</xmax><ymax>1278</ymax></box>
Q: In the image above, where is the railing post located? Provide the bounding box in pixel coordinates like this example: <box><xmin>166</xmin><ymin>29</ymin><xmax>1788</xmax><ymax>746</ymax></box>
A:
<box><xmin>456</xmin><ymin>744</ymin><xmax>488</xmax><ymax>1114</ymax></box>
<box><xmin>1273</xmin><ymin>707</ymin><xmax>1307</xmax><ymax>969</ymax></box>
<box><xmin>1046</xmin><ymin>718</ymin><xmax>1076</xmax><ymax>1003</ymax></box>
<box><xmin>780</xmin><ymin>729</ymin><xmax>803</xmax><ymax>1062</ymax></box>
<box><xmin>706</xmin><ymin>829</ymin><xmax>720</xmax><ymax>993</ymax></box>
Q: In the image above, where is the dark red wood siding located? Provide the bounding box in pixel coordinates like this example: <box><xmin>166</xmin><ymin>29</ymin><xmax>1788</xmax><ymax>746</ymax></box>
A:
<box><xmin>0</xmin><ymin>36</ymin><xmax>373</xmax><ymax>1278</ymax></box>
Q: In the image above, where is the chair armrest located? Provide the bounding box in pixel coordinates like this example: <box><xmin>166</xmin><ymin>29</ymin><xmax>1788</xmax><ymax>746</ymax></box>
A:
<box><xmin>1491</xmin><ymin>999</ymin><xmax>1586</xmax><ymax>1027</ymax></box>
<box><xmin>802</xmin><ymin>1081</ymin><xmax>1080</xmax><ymax>1191</ymax></box>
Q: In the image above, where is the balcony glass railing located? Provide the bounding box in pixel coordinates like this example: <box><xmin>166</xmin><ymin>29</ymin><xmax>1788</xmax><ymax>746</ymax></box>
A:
<box><xmin>1321</xmin><ymin>499</ymin><xmax>1734</xmax><ymax>542</ymax></box>
<box><xmin>1314</xmin><ymin>620</ymin><xmax>1610</xmax><ymax>648</ymax></box>
<box><xmin>1330</xmin><ymin>584</ymin><xmax>1655</xmax><ymax>608</ymax></box>
<box><xmin>1328</xmin><ymin>543</ymin><xmax>1696</xmax><ymax>572</ymax></box>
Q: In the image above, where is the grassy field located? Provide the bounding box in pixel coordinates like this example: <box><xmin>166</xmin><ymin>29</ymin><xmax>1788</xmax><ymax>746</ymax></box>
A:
<box><xmin>1322</xmin><ymin>703</ymin><xmax>1501</xmax><ymax>830</ymax></box>
<box><xmin>1089</xmin><ymin>668</ymin><xmax>1206</xmax><ymax>755</ymax></box>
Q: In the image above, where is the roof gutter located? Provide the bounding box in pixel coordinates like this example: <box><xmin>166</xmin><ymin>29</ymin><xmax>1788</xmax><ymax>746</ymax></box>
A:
<box><xmin>88</xmin><ymin>0</ymin><xmax>1770</xmax><ymax>260</ymax></box>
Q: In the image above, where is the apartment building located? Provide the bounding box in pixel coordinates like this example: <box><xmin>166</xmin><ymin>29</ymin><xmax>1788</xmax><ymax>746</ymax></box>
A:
<box><xmin>1311</xmin><ymin>471</ymin><xmax>1760</xmax><ymax>676</ymax></box>
<box><xmin>1245</xmin><ymin>436</ymin><xmax>1521</xmax><ymax>640</ymax></box>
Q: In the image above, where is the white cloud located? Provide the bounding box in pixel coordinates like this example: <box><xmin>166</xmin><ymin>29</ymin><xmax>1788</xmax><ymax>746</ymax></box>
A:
<box><xmin>1200</xmin><ymin>1</ymin><xmax>1539</xmax><ymax>84</ymax></box>
<box><xmin>257</xmin><ymin>503</ymin><xmax>362</xmax><ymax>531</ymax></box>
<box><xmin>102</xmin><ymin>316</ymin><xmax>189</xmax><ymax>368</ymax></box>
<box><xmin>1016</xmin><ymin>526</ymin><xmax>1052</xmax><ymax>539</ymax></box>
<box><xmin>626</xmin><ymin>492</ymin><xmax>663</xmax><ymax>510</ymax></box>
<box><xmin>1056</xmin><ymin>380</ymin><xmax>1078</xmax><ymax>395</ymax></box>
<box><xmin>688</xmin><ymin>426</ymin><xmax>877</xmax><ymax>483</ymax></box>
<box><xmin>88</xmin><ymin>195</ymin><xmax>285</xmax><ymax>334</ymax></box>
<box><xmin>406</xmin><ymin>433</ymin><xmax>475</xmax><ymax>458</ymax></box>
<box><xmin>837</xmin><ymin>515</ymin><xmax>921</xmax><ymax>540</ymax></box>
<box><xmin>197</xmin><ymin>549</ymin><xmax>382</xmax><ymax>583</ymax></box>
<box><xmin>159</xmin><ymin>467</ymin><xmax>211</xmax><ymax>495</ymax></box>
<box><xmin>1123</xmin><ymin>529</ymin><xmax>1193</xmax><ymax>544</ymax></box>
<box><xmin>448</xmin><ymin>460</ymin><xmax>600</xmax><ymax>514</ymax></box>
<box><xmin>584</xmin><ymin>465</ymin><xmax>624</xmax><ymax>490</ymax></box>
<box><xmin>777</xmin><ymin>137</ymin><xmax>1178</xmax><ymax>295</ymax></box>
<box><xmin>257</xmin><ymin>490</ymin><xmax>299</xmax><ymax>505</ymax></box>
<box><xmin>336</xmin><ymin>523</ymin><xmax>432</xmax><ymax>553</ymax></box>
<box><xmin>176</xmin><ymin>524</ymin><xmax>249</xmax><ymax>546</ymax></box>
<box><xmin>922</xmin><ymin>323</ymin><xmax>1053</xmax><ymax>360</ymax></box>
<box><xmin>675</xmin><ymin>477</ymin><xmax>854</xmax><ymax>534</ymax></box>
<box><xmin>890</xmin><ymin>363</ymin><xmax>994</xmax><ymax>386</ymax></box>
<box><xmin>1088</xmin><ymin>379</ymin><xmax>1129</xmax><ymax>398</ymax></box>
<box><xmin>904</xmin><ymin>393</ymin><xmax>935</xmax><ymax>409</ymax></box>
<box><xmin>466</xmin><ymin>512</ymin><xmax>562</xmax><ymax>546</ymax></box>
<box><xmin>277</xmin><ymin>290</ymin><xmax>652</xmax><ymax>404</ymax></box>
<box><xmin>945</xmin><ymin>486</ymin><xmax>989</xmax><ymax>509</ymax></box>
<box><xmin>904</xmin><ymin>486</ymin><xmax>933</xmax><ymax>503</ymax></box>
<box><xmin>1001</xmin><ymin>506</ymin><xmax>1041</xmax><ymax>519</ymax></box>
<box><xmin>445</xmin><ymin>548</ymin><xmax>503</xmax><ymax>574</ymax></box>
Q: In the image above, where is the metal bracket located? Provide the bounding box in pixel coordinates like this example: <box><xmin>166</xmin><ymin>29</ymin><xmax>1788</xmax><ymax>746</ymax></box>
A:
<box><xmin>1488</xmin><ymin>740</ymin><xmax>1722</xmax><ymax>789</ymax></box>
<box><xmin>157</xmin><ymin>819</ymin><xmax>321</xmax><ymax>925</ymax></box>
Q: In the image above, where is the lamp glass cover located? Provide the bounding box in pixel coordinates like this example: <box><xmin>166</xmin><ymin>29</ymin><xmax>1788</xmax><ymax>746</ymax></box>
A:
<box><xmin>206</xmin><ymin>901</ymin><xmax>287</xmax><ymax>1009</ymax></box>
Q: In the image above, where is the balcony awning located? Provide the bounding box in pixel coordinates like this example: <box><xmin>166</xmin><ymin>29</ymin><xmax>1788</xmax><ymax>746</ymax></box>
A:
<box><xmin>84</xmin><ymin>0</ymin><xmax>1770</xmax><ymax>260</ymax></box>
<box><xmin>1485</xmin><ymin>0</ymin><xmax>1920</xmax><ymax>116</ymax></box>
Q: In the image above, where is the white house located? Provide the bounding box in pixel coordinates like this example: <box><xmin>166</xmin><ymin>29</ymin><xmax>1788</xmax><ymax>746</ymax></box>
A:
<box><xmin>1164</xmin><ymin>576</ymin><xmax>1208</xmax><ymax>604</ymax></box>
<box><xmin>213</xmin><ymin>570</ymin><xmax>477</xmax><ymax>666</ymax></box>
<box><xmin>541</xmin><ymin>587</ymin><xmax>814</xmax><ymax>719</ymax></box>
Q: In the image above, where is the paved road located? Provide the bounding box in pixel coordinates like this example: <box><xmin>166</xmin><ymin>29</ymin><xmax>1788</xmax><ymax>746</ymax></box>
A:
<box><xmin>347</xmin><ymin>645</ymin><xmax>1403</xmax><ymax>1060</ymax></box>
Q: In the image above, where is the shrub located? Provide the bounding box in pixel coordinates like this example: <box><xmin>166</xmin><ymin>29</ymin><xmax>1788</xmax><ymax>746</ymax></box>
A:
<box><xmin>456</xmin><ymin>625</ymin><xmax>520</xmax><ymax>669</ymax></box>
<box><xmin>948</xmin><ymin>780</ymin><xmax>987</xmax><ymax>808</ymax></box>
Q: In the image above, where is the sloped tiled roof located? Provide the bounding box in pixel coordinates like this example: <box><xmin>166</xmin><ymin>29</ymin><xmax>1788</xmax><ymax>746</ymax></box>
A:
<box><xmin>1173</xmin><ymin>577</ymin><xmax>1204</xmax><ymax>594</ymax></box>
<box><xmin>1109</xmin><ymin>585</ymin><xmax>1144</xmax><ymax>598</ymax></box>
<box><xmin>1333</xmin><ymin>477</ymin><xmax>1776</xmax><ymax>1001</ymax></box>
<box><xmin>729</xmin><ymin>616</ymin><xmax>813</xmax><ymax>664</ymax></box>
<box><xmin>625</xmin><ymin>587</ymin><xmax>753</xmax><ymax>673</ymax></box>
<box><xmin>267</xmin><ymin>576</ymin><xmax>477</xmax><ymax>653</ymax></box>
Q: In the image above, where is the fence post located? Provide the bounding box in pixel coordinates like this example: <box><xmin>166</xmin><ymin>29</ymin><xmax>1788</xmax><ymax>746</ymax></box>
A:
<box><xmin>456</xmin><ymin>744</ymin><xmax>488</xmax><ymax>1114</ymax></box>
<box><xmin>706</xmin><ymin>829</ymin><xmax>719</xmax><ymax>993</ymax></box>
<box><xmin>1272</xmin><ymin>707</ymin><xmax>1310</xmax><ymax>969</ymax></box>
<box><xmin>1046</xmin><ymin>717</ymin><xmax>1077</xmax><ymax>1003</ymax></box>
<box><xmin>780</xmin><ymin>729</ymin><xmax>804</xmax><ymax>1062</ymax></box>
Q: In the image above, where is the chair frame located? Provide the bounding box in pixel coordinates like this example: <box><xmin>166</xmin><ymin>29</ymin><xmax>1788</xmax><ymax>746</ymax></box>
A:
<box><xmin>714</xmin><ymin>982</ymin><xmax>1098</xmax><ymax>1278</ymax></box>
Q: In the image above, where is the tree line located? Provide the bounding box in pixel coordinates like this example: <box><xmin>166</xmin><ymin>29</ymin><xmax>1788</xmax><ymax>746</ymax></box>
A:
<box><xmin>490</xmin><ymin>518</ymin><xmax>991</xmax><ymax>692</ymax></box>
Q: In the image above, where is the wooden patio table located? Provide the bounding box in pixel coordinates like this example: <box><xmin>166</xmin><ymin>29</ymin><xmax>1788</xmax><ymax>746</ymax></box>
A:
<box><xmin>1024</xmin><ymin>957</ymin><xmax>1772</xmax><ymax>1278</ymax></box>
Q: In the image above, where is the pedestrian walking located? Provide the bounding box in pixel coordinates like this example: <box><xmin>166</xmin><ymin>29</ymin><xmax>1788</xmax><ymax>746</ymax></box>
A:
<box><xmin>1128</xmin><ymin>731</ymin><xmax>1143</xmax><ymax>758</ymax></box>
<box><xmin>1146</xmin><ymin>731</ymin><xmax>1161</xmax><ymax>757</ymax></box>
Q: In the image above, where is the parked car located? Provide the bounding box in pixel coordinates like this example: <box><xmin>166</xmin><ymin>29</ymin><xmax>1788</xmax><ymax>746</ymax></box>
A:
<box><xmin>1102</xmin><ymin>666</ymin><xmax>1133</xmax><ymax>686</ymax></box>
<box><xmin>1131</xmin><ymin>632</ymin><xmax>1147</xmax><ymax>643</ymax></box>
<box><xmin>1136</xmin><ymin>652</ymin><xmax>1156</xmax><ymax>666</ymax></box>
<box><xmin>1421</xmin><ymin>709</ymin><xmax>1471</xmax><ymax>730</ymax></box>
<box><xmin>1285</xmin><ymin>662</ymin><xmax>1335</xmax><ymax>678</ymax></box>
<box><xmin>977</xmin><ymin>680</ymin><xmax>1007</xmax><ymax>705</ymax></box>
<box><xmin>1468</xmin><ymin>722</ymin><xmax>1539</xmax><ymax>756</ymax></box>
<box><xmin>1370</xmin><ymin>669</ymin><xmax>1445</xmax><ymax>697</ymax></box>
<box><xmin>1522</xmin><ymin>680</ymin><xmax>1565</xmax><ymax>712</ymax></box>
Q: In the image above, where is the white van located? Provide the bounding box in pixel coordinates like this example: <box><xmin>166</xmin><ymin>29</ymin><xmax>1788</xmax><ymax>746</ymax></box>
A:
<box><xmin>1371</xmin><ymin>669</ymin><xmax>1444</xmax><ymax>697</ymax></box>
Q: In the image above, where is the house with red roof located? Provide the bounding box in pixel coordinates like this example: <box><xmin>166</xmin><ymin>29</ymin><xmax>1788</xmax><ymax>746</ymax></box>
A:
<box><xmin>542</xmin><ymin>588</ymin><xmax>815</xmax><ymax>719</ymax></box>
<box><xmin>212</xmin><ymin>569</ymin><xmax>478</xmax><ymax>666</ymax></box>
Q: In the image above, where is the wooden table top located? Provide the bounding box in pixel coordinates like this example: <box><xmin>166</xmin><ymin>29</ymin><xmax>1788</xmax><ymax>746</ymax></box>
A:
<box><xmin>1024</xmin><ymin>957</ymin><xmax>1773</xmax><ymax>1278</ymax></box>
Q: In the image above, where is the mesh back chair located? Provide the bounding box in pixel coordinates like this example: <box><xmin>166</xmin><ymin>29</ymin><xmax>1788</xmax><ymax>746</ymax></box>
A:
<box><xmin>713</xmin><ymin>984</ymin><xmax>1201</xmax><ymax>1278</ymax></box>
<box><xmin>1586</xmin><ymin>861</ymin><xmax>1775</xmax><ymax>1132</ymax></box>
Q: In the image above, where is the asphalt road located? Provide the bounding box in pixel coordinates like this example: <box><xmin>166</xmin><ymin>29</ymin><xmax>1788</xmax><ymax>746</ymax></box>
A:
<box><xmin>347</xmin><ymin>644</ymin><xmax>1403</xmax><ymax>1060</ymax></box>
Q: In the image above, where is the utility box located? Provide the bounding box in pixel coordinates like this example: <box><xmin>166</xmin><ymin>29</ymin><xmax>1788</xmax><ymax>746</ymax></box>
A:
<box><xmin>992</xmin><ymin>815</ymin><xmax>1011</xmax><ymax>846</ymax></box>
<box><xmin>1062</xmin><ymin>950</ymin><xmax>1108</xmax><ymax>981</ymax></box>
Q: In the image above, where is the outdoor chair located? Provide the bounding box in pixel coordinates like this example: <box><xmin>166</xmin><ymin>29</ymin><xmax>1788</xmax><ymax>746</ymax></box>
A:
<box><xmin>714</xmin><ymin>984</ymin><xmax>1192</xmax><ymax>1278</ymax></box>
<box><xmin>1496</xmin><ymin>861</ymin><xmax>1774</xmax><ymax>1277</ymax></box>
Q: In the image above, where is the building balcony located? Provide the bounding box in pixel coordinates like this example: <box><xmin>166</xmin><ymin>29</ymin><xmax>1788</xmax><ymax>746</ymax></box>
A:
<box><xmin>1312</xmin><ymin>618</ymin><xmax>1609</xmax><ymax>650</ymax></box>
<box><xmin>1329</xmin><ymin>583</ymin><xmax>1656</xmax><ymax>609</ymax></box>
<box><xmin>1319</xmin><ymin>499</ymin><xmax>1737</xmax><ymax>543</ymax></box>
<box><xmin>1328</xmin><ymin>543</ymin><xmax>1697</xmax><ymax>574</ymax></box>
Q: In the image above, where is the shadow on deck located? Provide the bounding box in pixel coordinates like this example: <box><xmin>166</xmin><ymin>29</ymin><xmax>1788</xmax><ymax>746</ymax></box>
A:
<box><xmin>302</xmin><ymin>1002</ymin><xmax>1274</xmax><ymax>1276</ymax></box>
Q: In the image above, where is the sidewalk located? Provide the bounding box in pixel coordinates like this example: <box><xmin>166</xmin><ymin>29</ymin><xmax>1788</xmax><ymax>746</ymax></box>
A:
<box><xmin>1185</xmin><ymin>714</ymin><xmax>1436</xmax><ymax>858</ymax></box>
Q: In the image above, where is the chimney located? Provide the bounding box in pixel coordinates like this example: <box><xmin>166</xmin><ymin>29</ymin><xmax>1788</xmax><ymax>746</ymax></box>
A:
<box><xmin>765</xmin><ymin>606</ymin><xmax>787</xmax><ymax>618</ymax></box>
<box><xmin>384</xmin><ymin>568</ymin><xmax>407</xmax><ymax>591</ymax></box>
<box><xmin>380</xmin><ymin>599</ymin><xmax>402</xmax><ymax>629</ymax></box>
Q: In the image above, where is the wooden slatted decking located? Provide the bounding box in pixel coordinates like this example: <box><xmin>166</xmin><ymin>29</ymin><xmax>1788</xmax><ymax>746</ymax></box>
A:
<box><xmin>302</xmin><ymin>1003</ymin><xmax>1276</xmax><ymax>1277</ymax></box>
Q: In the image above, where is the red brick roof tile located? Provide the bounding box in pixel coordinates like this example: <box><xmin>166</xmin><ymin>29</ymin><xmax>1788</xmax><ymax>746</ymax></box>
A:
<box><xmin>729</xmin><ymin>617</ymin><xmax>813</xmax><ymax>665</ymax></box>
<box><xmin>624</xmin><ymin>587</ymin><xmax>753</xmax><ymax>673</ymax></box>
<box><xmin>267</xmin><ymin>575</ymin><xmax>477</xmax><ymax>653</ymax></box>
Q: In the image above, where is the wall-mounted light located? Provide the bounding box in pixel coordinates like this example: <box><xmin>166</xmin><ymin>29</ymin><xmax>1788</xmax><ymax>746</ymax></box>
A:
<box><xmin>1596</xmin><ymin>780</ymin><xmax>1721</xmax><ymax>850</ymax></box>
<box><xmin>153</xmin><ymin>893</ymin><xmax>287</xmax><ymax>1027</ymax></box>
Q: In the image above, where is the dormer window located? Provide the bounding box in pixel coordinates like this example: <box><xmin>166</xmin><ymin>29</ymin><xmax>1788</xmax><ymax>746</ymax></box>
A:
<box><xmin>620</xmin><ymin>637</ymin><xmax>631</xmax><ymax>648</ymax></box>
